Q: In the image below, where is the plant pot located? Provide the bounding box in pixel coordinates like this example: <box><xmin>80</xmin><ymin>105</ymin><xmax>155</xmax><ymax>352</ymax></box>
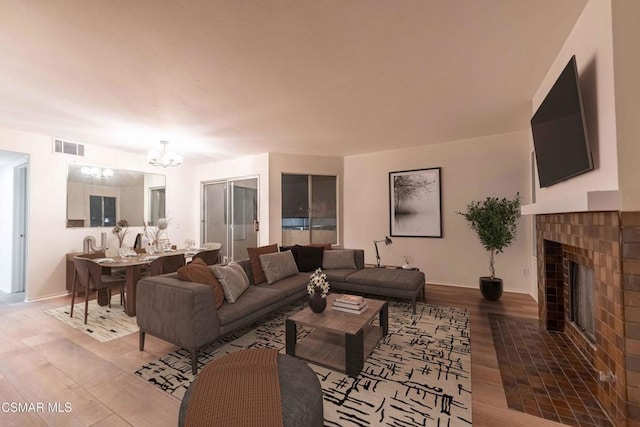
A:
<box><xmin>479</xmin><ymin>277</ymin><xmax>503</xmax><ymax>301</ymax></box>
<box><xmin>308</xmin><ymin>291</ymin><xmax>327</xmax><ymax>313</ymax></box>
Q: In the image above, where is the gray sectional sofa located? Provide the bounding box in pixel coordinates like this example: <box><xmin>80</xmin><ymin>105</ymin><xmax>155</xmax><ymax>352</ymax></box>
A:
<box><xmin>136</xmin><ymin>249</ymin><xmax>425</xmax><ymax>374</ymax></box>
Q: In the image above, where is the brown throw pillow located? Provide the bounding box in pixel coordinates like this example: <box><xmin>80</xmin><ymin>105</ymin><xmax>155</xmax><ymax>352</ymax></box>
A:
<box><xmin>310</xmin><ymin>243</ymin><xmax>332</xmax><ymax>250</ymax></box>
<box><xmin>247</xmin><ymin>244</ymin><xmax>278</xmax><ymax>284</ymax></box>
<box><xmin>177</xmin><ymin>258</ymin><xmax>225</xmax><ymax>308</ymax></box>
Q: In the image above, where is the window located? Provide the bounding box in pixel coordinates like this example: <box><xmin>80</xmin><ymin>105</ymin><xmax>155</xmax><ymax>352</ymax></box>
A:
<box><xmin>282</xmin><ymin>174</ymin><xmax>336</xmax><ymax>246</ymax></box>
<box><xmin>90</xmin><ymin>195</ymin><xmax>116</xmax><ymax>227</ymax></box>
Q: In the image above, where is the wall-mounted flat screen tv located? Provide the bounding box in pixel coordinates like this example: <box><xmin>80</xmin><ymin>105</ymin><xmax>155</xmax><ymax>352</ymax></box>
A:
<box><xmin>531</xmin><ymin>55</ymin><xmax>593</xmax><ymax>188</ymax></box>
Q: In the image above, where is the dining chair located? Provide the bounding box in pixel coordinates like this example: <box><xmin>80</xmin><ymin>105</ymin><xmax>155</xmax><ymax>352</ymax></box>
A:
<box><xmin>191</xmin><ymin>249</ymin><xmax>221</xmax><ymax>266</ymax></box>
<box><xmin>148</xmin><ymin>253</ymin><xmax>186</xmax><ymax>276</ymax></box>
<box><xmin>71</xmin><ymin>257</ymin><xmax>126</xmax><ymax>324</ymax></box>
<box><xmin>202</xmin><ymin>242</ymin><xmax>222</xmax><ymax>250</ymax></box>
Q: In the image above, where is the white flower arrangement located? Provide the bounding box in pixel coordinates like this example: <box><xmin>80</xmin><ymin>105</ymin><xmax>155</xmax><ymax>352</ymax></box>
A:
<box><xmin>307</xmin><ymin>268</ymin><xmax>330</xmax><ymax>298</ymax></box>
<box><xmin>144</xmin><ymin>218</ymin><xmax>170</xmax><ymax>245</ymax></box>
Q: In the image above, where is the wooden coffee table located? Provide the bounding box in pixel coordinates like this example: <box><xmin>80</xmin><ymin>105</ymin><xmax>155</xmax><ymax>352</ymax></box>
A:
<box><xmin>285</xmin><ymin>294</ymin><xmax>388</xmax><ymax>377</ymax></box>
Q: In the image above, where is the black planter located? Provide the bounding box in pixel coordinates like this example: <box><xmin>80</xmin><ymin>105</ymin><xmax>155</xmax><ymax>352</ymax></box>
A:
<box><xmin>479</xmin><ymin>277</ymin><xmax>503</xmax><ymax>301</ymax></box>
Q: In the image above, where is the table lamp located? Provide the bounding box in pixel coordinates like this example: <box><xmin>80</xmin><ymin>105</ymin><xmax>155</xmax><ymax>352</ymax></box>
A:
<box><xmin>374</xmin><ymin>236</ymin><xmax>393</xmax><ymax>267</ymax></box>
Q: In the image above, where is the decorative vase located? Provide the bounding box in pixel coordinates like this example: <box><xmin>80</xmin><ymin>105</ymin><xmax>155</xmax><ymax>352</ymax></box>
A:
<box><xmin>308</xmin><ymin>291</ymin><xmax>327</xmax><ymax>313</ymax></box>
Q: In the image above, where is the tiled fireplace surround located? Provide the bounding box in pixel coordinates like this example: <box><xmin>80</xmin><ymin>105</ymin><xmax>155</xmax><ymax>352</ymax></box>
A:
<box><xmin>537</xmin><ymin>212</ymin><xmax>640</xmax><ymax>426</ymax></box>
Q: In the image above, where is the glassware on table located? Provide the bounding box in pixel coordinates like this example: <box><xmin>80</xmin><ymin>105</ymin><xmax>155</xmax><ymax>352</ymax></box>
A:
<box><xmin>119</xmin><ymin>245</ymin><xmax>135</xmax><ymax>258</ymax></box>
<box><xmin>185</xmin><ymin>239</ymin><xmax>196</xmax><ymax>250</ymax></box>
<box><xmin>146</xmin><ymin>244</ymin><xmax>157</xmax><ymax>255</ymax></box>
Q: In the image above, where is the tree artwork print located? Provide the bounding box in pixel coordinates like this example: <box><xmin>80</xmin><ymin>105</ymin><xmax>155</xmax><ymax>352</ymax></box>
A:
<box><xmin>389</xmin><ymin>167</ymin><xmax>442</xmax><ymax>238</ymax></box>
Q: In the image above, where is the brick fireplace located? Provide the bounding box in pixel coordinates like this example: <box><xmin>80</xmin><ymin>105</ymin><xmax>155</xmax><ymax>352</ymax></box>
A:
<box><xmin>536</xmin><ymin>212</ymin><xmax>640</xmax><ymax>425</ymax></box>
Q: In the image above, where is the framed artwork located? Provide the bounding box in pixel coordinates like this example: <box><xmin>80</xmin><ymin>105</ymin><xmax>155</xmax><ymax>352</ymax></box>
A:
<box><xmin>389</xmin><ymin>167</ymin><xmax>442</xmax><ymax>238</ymax></box>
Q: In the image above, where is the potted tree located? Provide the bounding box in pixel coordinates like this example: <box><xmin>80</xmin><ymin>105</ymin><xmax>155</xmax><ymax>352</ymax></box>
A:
<box><xmin>458</xmin><ymin>193</ymin><xmax>521</xmax><ymax>301</ymax></box>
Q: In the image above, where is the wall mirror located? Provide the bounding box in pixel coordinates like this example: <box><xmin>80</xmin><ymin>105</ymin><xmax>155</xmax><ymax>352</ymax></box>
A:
<box><xmin>66</xmin><ymin>164</ymin><xmax>166</xmax><ymax>228</ymax></box>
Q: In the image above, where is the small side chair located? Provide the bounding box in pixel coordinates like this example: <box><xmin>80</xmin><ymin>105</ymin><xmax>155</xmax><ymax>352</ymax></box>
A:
<box><xmin>71</xmin><ymin>257</ymin><xmax>126</xmax><ymax>324</ymax></box>
<box><xmin>191</xmin><ymin>249</ymin><xmax>221</xmax><ymax>266</ymax></box>
<box><xmin>148</xmin><ymin>253</ymin><xmax>186</xmax><ymax>276</ymax></box>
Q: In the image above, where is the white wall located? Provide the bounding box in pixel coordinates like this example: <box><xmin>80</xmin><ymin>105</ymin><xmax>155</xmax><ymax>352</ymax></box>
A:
<box><xmin>531</xmin><ymin>0</ymin><xmax>618</xmax><ymax>207</ymax></box>
<box><xmin>268</xmin><ymin>153</ymin><xmax>344</xmax><ymax>247</ymax></box>
<box><xmin>0</xmin><ymin>126</ymin><xmax>196</xmax><ymax>300</ymax></box>
<box><xmin>344</xmin><ymin>131</ymin><xmax>532</xmax><ymax>293</ymax></box>
<box><xmin>612</xmin><ymin>1</ymin><xmax>640</xmax><ymax>211</ymax></box>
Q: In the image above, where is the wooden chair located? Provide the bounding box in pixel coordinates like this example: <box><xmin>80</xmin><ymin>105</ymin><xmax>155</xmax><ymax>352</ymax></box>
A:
<box><xmin>71</xmin><ymin>257</ymin><xmax>126</xmax><ymax>324</ymax></box>
<box><xmin>202</xmin><ymin>242</ymin><xmax>222</xmax><ymax>250</ymax></box>
<box><xmin>149</xmin><ymin>253</ymin><xmax>186</xmax><ymax>276</ymax></box>
<box><xmin>191</xmin><ymin>249</ymin><xmax>221</xmax><ymax>266</ymax></box>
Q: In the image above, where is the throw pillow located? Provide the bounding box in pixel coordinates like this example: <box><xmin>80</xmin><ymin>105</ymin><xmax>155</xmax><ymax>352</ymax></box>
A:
<box><xmin>247</xmin><ymin>244</ymin><xmax>278</xmax><ymax>285</ymax></box>
<box><xmin>212</xmin><ymin>261</ymin><xmax>250</xmax><ymax>303</ymax></box>
<box><xmin>259</xmin><ymin>251</ymin><xmax>299</xmax><ymax>285</ymax></box>
<box><xmin>323</xmin><ymin>249</ymin><xmax>356</xmax><ymax>269</ymax></box>
<box><xmin>293</xmin><ymin>245</ymin><xmax>325</xmax><ymax>272</ymax></box>
<box><xmin>177</xmin><ymin>258</ymin><xmax>225</xmax><ymax>308</ymax></box>
<box><xmin>310</xmin><ymin>243</ymin><xmax>332</xmax><ymax>250</ymax></box>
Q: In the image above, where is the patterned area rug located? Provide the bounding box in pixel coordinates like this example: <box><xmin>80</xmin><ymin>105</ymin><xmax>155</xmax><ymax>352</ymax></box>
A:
<box><xmin>45</xmin><ymin>297</ymin><xmax>139</xmax><ymax>342</ymax></box>
<box><xmin>135</xmin><ymin>300</ymin><xmax>472</xmax><ymax>426</ymax></box>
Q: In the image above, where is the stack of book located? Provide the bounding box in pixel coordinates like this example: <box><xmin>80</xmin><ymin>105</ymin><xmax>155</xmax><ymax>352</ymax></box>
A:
<box><xmin>332</xmin><ymin>294</ymin><xmax>368</xmax><ymax>314</ymax></box>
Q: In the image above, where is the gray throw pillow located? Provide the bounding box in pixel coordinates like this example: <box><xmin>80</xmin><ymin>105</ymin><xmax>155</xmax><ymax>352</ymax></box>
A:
<box><xmin>323</xmin><ymin>249</ymin><xmax>356</xmax><ymax>269</ymax></box>
<box><xmin>259</xmin><ymin>251</ymin><xmax>299</xmax><ymax>285</ymax></box>
<box><xmin>211</xmin><ymin>261</ymin><xmax>250</xmax><ymax>303</ymax></box>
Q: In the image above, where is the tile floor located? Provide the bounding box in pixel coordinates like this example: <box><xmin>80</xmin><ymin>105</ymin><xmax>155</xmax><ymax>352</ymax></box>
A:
<box><xmin>489</xmin><ymin>313</ymin><xmax>612</xmax><ymax>427</ymax></box>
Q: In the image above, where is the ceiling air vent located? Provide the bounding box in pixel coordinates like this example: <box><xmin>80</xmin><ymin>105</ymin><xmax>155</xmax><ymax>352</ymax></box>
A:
<box><xmin>53</xmin><ymin>139</ymin><xmax>85</xmax><ymax>156</ymax></box>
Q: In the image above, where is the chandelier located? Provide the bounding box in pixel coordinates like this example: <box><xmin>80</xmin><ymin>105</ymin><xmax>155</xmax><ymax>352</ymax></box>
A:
<box><xmin>81</xmin><ymin>166</ymin><xmax>114</xmax><ymax>178</ymax></box>
<box><xmin>147</xmin><ymin>140</ymin><xmax>183</xmax><ymax>167</ymax></box>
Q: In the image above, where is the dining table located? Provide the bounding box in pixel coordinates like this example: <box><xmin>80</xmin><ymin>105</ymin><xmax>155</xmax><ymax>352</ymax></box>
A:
<box><xmin>94</xmin><ymin>249</ymin><xmax>200</xmax><ymax>317</ymax></box>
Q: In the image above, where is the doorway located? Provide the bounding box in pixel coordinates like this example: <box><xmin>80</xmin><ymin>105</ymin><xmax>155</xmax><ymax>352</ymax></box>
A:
<box><xmin>0</xmin><ymin>150</ymin><xmax>29</xmax><ymax>300</ymax></box>
<box><xmin>12</xmin><ymin>163</ymin><xmax>27</xmax><ymax>293</ymax></box>
<box><xmin>201</xmin><ymin>177</ymin><xmax>259</xmax><ymax>262</ymax></box>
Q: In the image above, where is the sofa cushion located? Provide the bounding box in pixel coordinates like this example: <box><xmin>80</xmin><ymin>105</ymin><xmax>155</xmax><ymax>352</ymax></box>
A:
<box><xmin>323</xmin><ymin>268</ymin><xmax>358</xmax><ymax>283</ymax></box>
<box><xmin>346</xmin><ymin>268</ymin><xmax>424</xmax><ymax>291</ymax></box>
<box><xmin>216</xmin><ymin>286</ymin><xmax>285</xmax><ymax>326</ymax></box>
<box><xmin>267</xmin><ymin>273</ymin><xmax>308</xmax><ymax>298</ymax></box>
<box><xmin>212</xmin><ymin>262</ymin><xmax>250</xmax><ymax>303</ymax></box>
<box><xmin>247</xmin><ymin>244</ymin><xmax>278</xmax><ymax>285</ymax></box>
<box><xmin>292</xmin><ymin>245</ymin><xmax>325</xmax><ymax>272</ymax></box>
<box><xmin>323</xmin><ymin>249</ymin><xmax>356</xmax><ymax>270</ymax></box>
<box><xmin>259</xmin><ymin>251</ymin><xmax>299</xmax><ymax>285</ymax></box>
<box><xmin>177</xmin><ymin>258</ymin><xmax>224</xmax><ymax>308</ymax></box>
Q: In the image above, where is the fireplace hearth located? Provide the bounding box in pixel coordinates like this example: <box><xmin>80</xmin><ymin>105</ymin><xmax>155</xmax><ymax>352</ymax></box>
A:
<box><xmin>536</xmin><ymin>211</ymin><xmax>640</xmax><ymax>426</ymax></box>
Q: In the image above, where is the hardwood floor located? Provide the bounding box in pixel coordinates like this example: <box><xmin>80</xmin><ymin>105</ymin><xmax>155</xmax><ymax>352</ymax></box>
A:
<box><xmin>428</xmin><ymin>284</ymin><xmax>564</xmax><ymax>427</ymax></box>
<box><xmin>0</xmin><ymin>285</ymin><xmax>562</xmax><ymax>426</ymax></box>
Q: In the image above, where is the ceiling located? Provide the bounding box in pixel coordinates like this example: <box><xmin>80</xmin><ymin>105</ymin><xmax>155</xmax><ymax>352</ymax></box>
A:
<box><xmin>0</xmin><ymin>0</ymin><xmax>587</xmax><ymax>163</ymax></box>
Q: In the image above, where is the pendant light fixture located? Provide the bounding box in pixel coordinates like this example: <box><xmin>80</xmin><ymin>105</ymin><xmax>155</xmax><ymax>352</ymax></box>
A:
<box><xmin>147</xmin><ymin>140</ymin><xmax>183</xmax><ymax>167</ymax></box>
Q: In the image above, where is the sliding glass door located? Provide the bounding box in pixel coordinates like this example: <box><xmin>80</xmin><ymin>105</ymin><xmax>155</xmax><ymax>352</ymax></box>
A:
<box><xmin>202</xmin><ymin>177</ymin><xmax>258</xmax><ymax>262</ymax></box>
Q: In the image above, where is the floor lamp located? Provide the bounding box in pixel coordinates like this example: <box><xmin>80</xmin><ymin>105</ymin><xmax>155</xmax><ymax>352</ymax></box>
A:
<box><xmin>374</xmin><ymin>236</ymin><xmax>393</xmax><ymax>267</ymax></box>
